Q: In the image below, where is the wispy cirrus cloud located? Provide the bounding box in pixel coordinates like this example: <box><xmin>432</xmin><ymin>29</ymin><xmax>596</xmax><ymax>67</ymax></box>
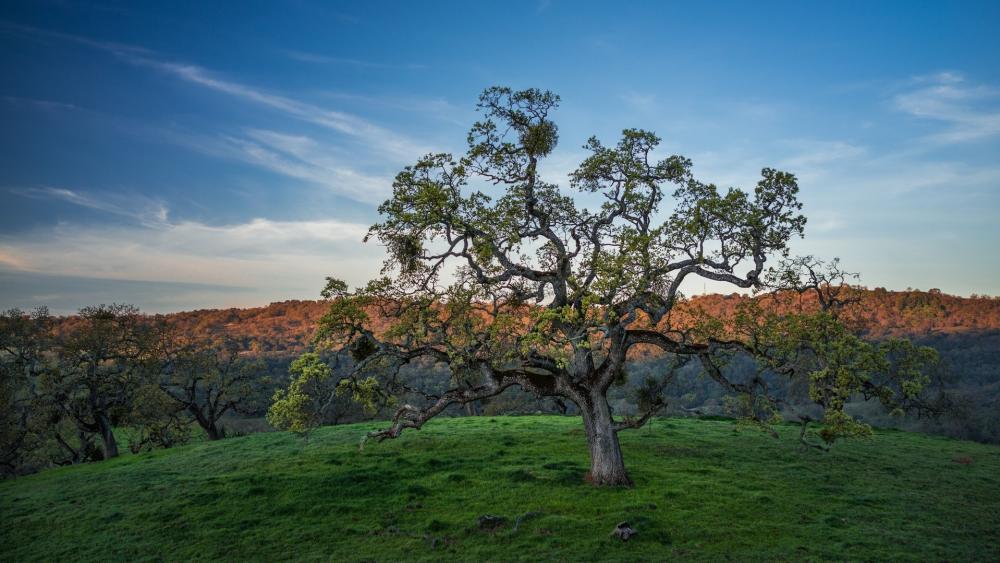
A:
<box><xmin>1</xmin><ymin>95</ymin><xmax>78</xmax><ymax>112</ymax></box>
<box><xmin>894</xmin><ymin>72</ymin><xmax>1000</xmax><ymax>143</ymax></box>
<box><xmin>0</xmin><ymin>250</ymin><xmax>29</xmax><ymax>270</ymax></box>
<box><xmin>119</xmin><ymin>57</ymin><xmax>428</xmax><ymax>161</ymax></box>
<box><xmin>777</xmin><ymin>140</ymin><xmax>867</xmax><ymax>170</ymax></box>
<box><xmin>230</xmin><ymin>130</ymin><xmax>393</xmax><ymax>204</ymax></box>
<box><xmin>851</xmin><ymin>159</ymin><xmax>1000</xmax><ymax>196</ymax></box>
<box><xmin>282</xmin><ymin>49</ymin><xmax>425</xmax><ymax>70</ymax></box>
<box><xmin>0</xmin><ymin>214</ymin><xmax>379</xmax><ymax>300</ymax></box>
<box><xmin>1</xmin><ymin>22</ymin><xmax>423</xmax><ymax>205</ymax></box>
<box><xmin>156</xmin><ymin>127</ymin><xmax>393</xmax><ymax>204</ymax></box>
<box><xmin>620</xmin><ymin>91</ymin><xmax>657</xmax><ymax>112</ymax></box>
<box><xmin>0</xmin><ymin>20</ymin><xmax>152</xmax><ymax>56</ymax></box>
<box><xmin>1</xmin><ymin>22</ymin><xmax>428</xmax><ymax>161</ymax></box>
<box><xmin>10</xmin><ymin>186</ymin><xmax>169</xmax><ymax>226</ymax></box>
<box><xmin>317</xmin><ymin>91</ymin><xmax>467</xmax><ymax>127</ymax></box>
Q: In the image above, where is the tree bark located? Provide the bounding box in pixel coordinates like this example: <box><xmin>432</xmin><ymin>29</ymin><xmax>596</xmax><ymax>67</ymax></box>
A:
<box><xmin>96</xmin><ymin>412</ymin><xmax>119</xmax><ymax>459</ymax></box>
<box><xmin>581</xmin><ymin>394</ymin><xmax>632</xmax><ymax>487</ymax></box>
<box><xmin>189</xmin><ymin>406</ymin><xmax>225</xmax><ymax>440</ymax></box>
<box><xmin>205</xmin><ymin>423</ymin><xmax>225</xmax><ymax>440</ymax></box>
<box><xmin>464</xmin><ymin>401</ymin><xmax>481</xmax><ymax>416</ymax></box>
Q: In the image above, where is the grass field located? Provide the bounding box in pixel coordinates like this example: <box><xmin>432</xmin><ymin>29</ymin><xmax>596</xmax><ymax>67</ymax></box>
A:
<box><xmin>3</xmin><ymin>415</ymin><xmax>999</xmax><ymax>562</ymax></box>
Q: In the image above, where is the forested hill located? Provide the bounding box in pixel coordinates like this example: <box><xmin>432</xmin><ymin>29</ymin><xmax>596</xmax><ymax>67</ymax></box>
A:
<box><xmin>40</xmin><ymin>288</ymin><xmax>1000</xmax><ymax>444</ymax></box>
<box><xmin>134</xmin><ymin>288</ymin><xmax>1000</xmax><ymax>355</ymax></box>
<box><xmin>128</xmin><ymin>288</ymin><xmax>995</xmax><ymax>445</ymax></box>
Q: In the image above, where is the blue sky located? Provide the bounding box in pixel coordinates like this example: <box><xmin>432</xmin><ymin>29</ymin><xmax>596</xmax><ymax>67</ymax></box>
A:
<box><xmin>1</xmin><ymin>1</ymin><xmax>999</xmax><ymax>313</ymax></box>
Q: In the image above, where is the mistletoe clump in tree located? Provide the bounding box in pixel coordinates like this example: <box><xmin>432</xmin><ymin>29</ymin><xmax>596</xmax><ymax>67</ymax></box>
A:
<box><xmin>292</xmin><ymin>87</ymin><xmax>937</xmax><ymax>486</ymax></box>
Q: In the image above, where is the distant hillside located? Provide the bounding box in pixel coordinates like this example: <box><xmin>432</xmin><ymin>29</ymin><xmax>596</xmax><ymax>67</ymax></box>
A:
<box><xmin>44</xmin><ymin>288</ymin><xmax>1000</xmax><ymax>444</ymax></box>
<box><xmin>135</xmin><ymin>288</ymin><xmax>1000</xmax><ymax>355</ymax></box>
<box><xmin>134</xmin><ymin>289</ymin><xmax>998</xmax><ymax>444</ymax></box>
<box><xmin>159</xmin><ymin>299</ymin><xmax>330</xmax><ymax>355</ymax></box>
<box><xmin>687</xmin><ymin>288</ymin><xmax>1000</xmax><ymax>338</ymax></box>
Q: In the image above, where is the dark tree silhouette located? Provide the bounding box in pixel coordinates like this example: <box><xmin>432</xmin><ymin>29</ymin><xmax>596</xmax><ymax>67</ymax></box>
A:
<box><xmin>159</xmin><ymin>332</ymin><xmax>267</xmax><ymax>440</ymax></box>
<box><xmin>40</xmin><ymin>304</ymin><xmax>153</xmax><ymax>460</ymax></box>
<box><xmin>0</xmin><ymin>307</ymin><xmax>53</xmax><ymax>474</ymax></box>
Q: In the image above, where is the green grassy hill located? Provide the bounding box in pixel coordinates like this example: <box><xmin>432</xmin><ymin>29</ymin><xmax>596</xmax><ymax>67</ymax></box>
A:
<box><xmin>3</xmin><ymin>416</ymin><xmax>999</xmax><ymax>562</ymax></box>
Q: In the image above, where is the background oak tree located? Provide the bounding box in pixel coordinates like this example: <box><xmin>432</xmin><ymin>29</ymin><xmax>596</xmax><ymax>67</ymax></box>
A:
<box><xmin>38</xmin><ymin>304</ymin><xmax>154</xmax><ymax>460</ymax></box>
<box><xmin>159</xmin><ymin>332</ymin><xmax>269</xmax><ymax>440</ymax></box>
<box><xmin>0</xmin><ymin>307</ymin><xmax>53</xmax><ymax>475</ymax></box>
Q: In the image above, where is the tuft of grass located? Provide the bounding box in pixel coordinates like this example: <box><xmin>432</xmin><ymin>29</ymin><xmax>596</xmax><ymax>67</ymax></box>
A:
<box><xmin>2</xmin><ymin>415</ymin><xmax>999</xmax><ymax>562</ymax></box>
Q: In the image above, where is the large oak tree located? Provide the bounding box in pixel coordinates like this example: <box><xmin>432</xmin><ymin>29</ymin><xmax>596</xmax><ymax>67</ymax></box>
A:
<box><xmin>307</xmin><ymin>87</ymin><xmax>937</xmax><ymax>486</ymax></box>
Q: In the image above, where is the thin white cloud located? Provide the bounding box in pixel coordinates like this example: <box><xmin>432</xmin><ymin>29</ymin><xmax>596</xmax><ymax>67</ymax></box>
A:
<box><xmin>0</xmin><ymin>216</ymin><xmax>380</xmax><ymax>295</ymax></box>
<box><xmin>317</xmin><ymin>91</ymin><xmax>468</xmax><ymax>127</ymax></box>
<box><xmin>122</xmin><ymin>58</ymin><xmax>428</xmax><ymax>161</ymax></box>
<box><xmin>1</xmin><ymin>95</ymin><xmax>77</xmax><ymax>112</ymax></box>
<box><xmin>778</xmin><ymin>140</ymin><xmax>866</xmax><ymax>170</ymax></box>
<box><xmin>10</xmin><ymin>187</ymin><xmax>169</xmax><ymax>226</ymax></box>
<box><xmin>909</xmin><ymin>71</ymin><xmax>965</xmax><ymax>86</ymax></box>
<box><xmin>0</xmin><ymin>20</ymin><xmax>152</xmax><ymax>56</ymax></box>
<box><xmin>8</xmin><ymin>185</ymin><xmax>371</xmax><ymax>257</ymax></box>
<box><xmin>160</xmin><ymin>128</ymin><xmax>393</xmax><ymax>204</ymax></box>
<box><xmin>0</xmin><ymin>250</ymin><xmax>29</xmax><ymax>270</ymax></box>
<box><xmin>808</xmin><ymin>210</ymin><xmax>846</xmax><ymax>233</ymax></box>
<box><xmin>857</xmin><ymin>160</ymin><xmax>1000</xmax><ymax>196</ymax></box>
<box><xmin>894</xmin><ymin>73</ymin><xmax>1000</xmax><ymax>143</ymax></box>
<box><xmin>282</xmin><ymin>49</ymin><xmax>425</xmax><ymax>70</ymax></box>
<box><xmin>2</xmin><ymin>22</ymin><xmax>429</xmax><ymax>161</ymax></box>
<box><xmin>620</xmin><ymin>92</ymin><xmax>657</xmax><ymax>112</ymax></box>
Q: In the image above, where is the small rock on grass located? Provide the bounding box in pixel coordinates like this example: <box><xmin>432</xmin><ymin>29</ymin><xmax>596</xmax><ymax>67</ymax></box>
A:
<box><xmin>477</xmin><ymin>514</ymin><xmax>508</xmax><ymax>531</ymax></box>
<box><xmin>610</xmin><ymin>521</ymin><xmax>636</xmax><ymax>541</ymax></box>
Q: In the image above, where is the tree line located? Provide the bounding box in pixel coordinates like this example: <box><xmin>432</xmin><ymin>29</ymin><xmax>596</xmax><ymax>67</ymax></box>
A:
<box><xmin>0</xmin><ymin>304</ymin><xmax>276</xmax><ymax>477</ymax></box>
<box><xmin>6</xmin><ymin>289</ymin><xmax>994</xmax><ymax>480</ymax></box>
<box><xmin>80</xmin><ymin>288</ymin><xmax>1000</xmax><ymax>359</ymax></box>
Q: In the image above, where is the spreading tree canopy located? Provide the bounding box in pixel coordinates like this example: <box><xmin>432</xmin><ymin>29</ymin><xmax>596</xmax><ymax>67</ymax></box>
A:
<box><xmin>287</xmin><ymin>87</ymin><xmax>938</xmax><ymax>486</ymax></box>
<box><xmin>158</xmin><ymin>333</ymin><xmax>269</xmax><ymax>441</ymax></box>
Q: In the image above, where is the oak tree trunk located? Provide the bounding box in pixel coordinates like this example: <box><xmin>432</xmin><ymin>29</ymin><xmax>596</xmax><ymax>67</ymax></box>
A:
<box><xmin>97</xmin><ymin>412</ymin><xmax>119</xmax><ymax>459</ymax></box>
<box><xmin>205</xmin><ymin>423</ymin><xmax>225</xmax><ymax>440</ymax></box>
<box><xmin>464</xmin><ymin>401</ymin><xmax>480</xmax><ymax>416</ymax></box>
<box><xmin>581</xmin><ymin>395</ymin><xmax>632</xmax><ymax>487</ymax></box>
<box><xmin>190</xmin><ymin>406</ymin><xmax>226</xmax><ymax>440</ymax></box>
